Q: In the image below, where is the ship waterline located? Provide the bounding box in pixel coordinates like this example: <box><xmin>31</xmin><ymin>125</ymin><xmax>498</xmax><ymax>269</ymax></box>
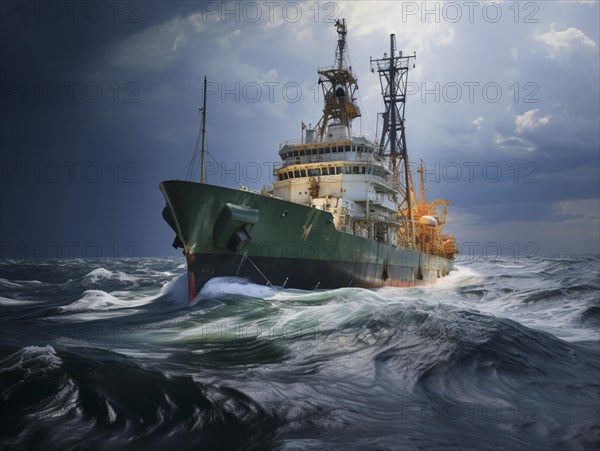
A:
<box><xmin>160</xmin><ymin>180</ymin><xmax>453</xmax><ymax>300</ymax></box>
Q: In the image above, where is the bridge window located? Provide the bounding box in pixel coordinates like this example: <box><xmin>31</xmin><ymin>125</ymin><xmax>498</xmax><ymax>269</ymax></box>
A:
<box><xmin>336</xmin><ymin>166</ymin><xmax>342</xmax><ymax>174</ymax></box>
<box><xmin>361</xmin><ymin>167</ymin><xmax>366</xmax><ymax>174</ymax></box>
<box><xmin>300</xmin><ymin>169</ymin><xmax>306</xmax><ymax>177</ymax></box>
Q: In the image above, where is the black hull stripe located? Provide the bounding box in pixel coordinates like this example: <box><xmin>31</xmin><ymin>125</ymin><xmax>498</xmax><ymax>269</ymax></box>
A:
<box><xmin>187</xmin><ymin>253</ymin><xmax>452</xmax><ymax>294</ymax></box>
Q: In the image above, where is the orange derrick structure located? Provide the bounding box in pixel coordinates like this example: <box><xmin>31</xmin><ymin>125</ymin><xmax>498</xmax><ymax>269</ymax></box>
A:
<box><xmin>411</xmin><ymin>160</ymin><xmax>458</xmax><ymax>259</ymax></box>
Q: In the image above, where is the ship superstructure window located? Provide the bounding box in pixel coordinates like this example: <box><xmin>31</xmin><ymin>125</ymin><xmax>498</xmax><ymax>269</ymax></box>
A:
<box><xmin>276</xmin><ymin>163</ymin><xmax>387</xmax><ymax>181</ymax></box>
<box><xmin>280</xmin><ymin>142</ymin><xmax>381</xmax><ymax>161</ymax></box>
<box><xmin>282</xmin><ymin>143</ymin><xmax>375</xmax><ymax>161</ymax></box>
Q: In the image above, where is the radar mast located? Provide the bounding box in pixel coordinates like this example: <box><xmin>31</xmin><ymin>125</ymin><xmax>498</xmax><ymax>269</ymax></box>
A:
<box><xmin>313</xmin><ymin>19</ymin><xmax>361</xmax><ymax>141</ymax></box>
<box><xmin>370</xmin><ymin>34</ymin><xmax>416</xmax><ymax>247</ymax></box>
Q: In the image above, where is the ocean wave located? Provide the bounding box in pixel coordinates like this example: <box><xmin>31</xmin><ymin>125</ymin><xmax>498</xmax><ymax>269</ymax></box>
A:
<box><xmin>0</xmin><ymin>296</ymin><xmax>41</xmax><ymax>306</ymax></box>
<box><xmin>2</xmin><ymin>256</ymin><xmax>599</xmax><ymax>449</ymax></box>
<box><xmin>83</xmin><ymin>267</ymin><xmax>138</xmax><ymax>285</ymax></box>
<box><xmin>61</xmin><ymin>290</ymin><xmax>155</xmax><ymax>313</ymax></box>
<box><xmin>1</xmin><ymin>347</ymin><xmax>280</xmax><ymax>448</ymax></box>
<box><xmin>0</xmin><ymin>345</ymin><xmax>62</xmax><ymax>379</ymax></box>
<box><xmin>59</xmin><ymin>271</ymin><xmax>194</xmax><ymax>313</ymax></box>
<box><xmin>0</xmin><ymin>277</ymin><xmax>44</xmax><ymax>289</ymax></box>
<box><xmin>198</xmin><ymin>277</ymin><xmax>277</xmax><ymax>301</ymax></box>
<box><xmin>159</xmin><ymin>273</ymin><xmax>189</xmax><ymax>302</ymax></box>
<box><xmin>0</xmin><ymin>346</ymin><xmax>77</xmax><ymax>429</ymax></box>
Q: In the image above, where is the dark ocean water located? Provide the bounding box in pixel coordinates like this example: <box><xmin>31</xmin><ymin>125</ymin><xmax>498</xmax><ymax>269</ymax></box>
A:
<box><xmin>1</xmin><ymin>255</ymin><xmax>599</xmax><ymax>450</ymax></box>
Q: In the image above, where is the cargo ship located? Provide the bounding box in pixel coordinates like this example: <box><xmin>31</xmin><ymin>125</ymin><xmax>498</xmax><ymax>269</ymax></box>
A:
<box><xmin>161</xmin><ymin>20</ymin><xmax>457</xmax><ymax>302</ymax></box>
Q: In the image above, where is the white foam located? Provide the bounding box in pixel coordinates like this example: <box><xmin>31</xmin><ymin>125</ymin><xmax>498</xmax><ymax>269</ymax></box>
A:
<box><xmin>0</xmin><ymin>345</ymin><xmax>62</xmax><ymax>374</ymax></box>
<box><xmin>431</xmin><ymin>265</ymin><xmax>484</xmax><ymax>288</ymax></box>
<box><xmin>197</xmin><ymin>277</ymin><xmax>276</xmax><ymax>301</ymax></box>
<box><xmin>106</xmin><ymin>400</ymin><xmax>117</xmax><ymax>423</ymax></box>
<box><xmin>84</xmin><ymin>267</ymin><xmax>137</xmax><ymax>284</ymax></box>
<box><xmin>61</xmin><ymin>290</ymin><xmax>154</xmax><ymax>312</ymax></box>
<box><xmin>159</xmin><ymin>273</ymin><xmax>189</xmax><ymax>302</ymax></box>
<box><xmin>60</xmin><ymin>271</ymin><xmax>191</xmax><ymax>314</ymax></box>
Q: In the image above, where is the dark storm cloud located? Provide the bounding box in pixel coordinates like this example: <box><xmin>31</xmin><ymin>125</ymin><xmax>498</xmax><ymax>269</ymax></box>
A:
<box><xmin>1</xmin><ymin>1</ymin><xmax>598</xmax><ymax>257</ymax></box>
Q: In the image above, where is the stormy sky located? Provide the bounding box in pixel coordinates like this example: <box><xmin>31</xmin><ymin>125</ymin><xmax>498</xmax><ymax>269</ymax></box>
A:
<box><xmin>1</xmin><ymin>0</ymin><xmax>598</xmax><ymax>260</ymax></box>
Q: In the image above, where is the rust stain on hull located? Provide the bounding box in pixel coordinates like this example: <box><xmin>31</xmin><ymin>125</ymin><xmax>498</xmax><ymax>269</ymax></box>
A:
<box><xmin>185</xmin><ymin>252</ymin><xmax>198</xmax><ymax>303</ymax></box>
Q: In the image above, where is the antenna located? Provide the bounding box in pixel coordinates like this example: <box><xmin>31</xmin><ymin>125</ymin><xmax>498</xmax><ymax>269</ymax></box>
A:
<box><xmin>334</xmin><ymin>19</ymin><xmax>347</xmax><ymax>70</ymax></box>
<box><xmin>200</xmin><ymin>76</ymin><xmax>208</xmax><ymax>183</ymax></box>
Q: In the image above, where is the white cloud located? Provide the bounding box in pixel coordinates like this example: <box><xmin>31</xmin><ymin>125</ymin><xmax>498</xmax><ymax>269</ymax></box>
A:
<box><xmin>471</xmin><ymin>116</ymin><xmax>484</xmax><ymax>131</ymax></box>
<box><xmin>187</xmin><ymin>12</ymin><xmax>206</xmax><ymax>32</ymax></box>
<box><xmin>337</xmin><ymin>1</ymin><xmax>457</xmax><ymax>54</ymax></box>
<box><xmin>107</xmin><ymin>17</ymin><xmax>187</xmax><ymax>71</ymax></box>
<box><xmin>217</xmin><ymin>28</ymin><xmax>243</xmax><ymax>49</ymax></box>
<box><xmin>535</xmin><ymin>26</ymin><xmax>597</xmax><ymax>58</ymax></box>
<box><xmin>555</xmin><ymin>199</ymin><xmax>600</xmax><ymax>223</ymax></box>
<box><xmin>436</xmin><ymin>28</ymin><xmax>454</xmax><ymax>47</ymax></box>
<box><xmin>515</xmin><ymin>109</ymin><xmax>551</xmax><ymax>134</ymax></box>
<box><xmin>494</xmin><ymin>134</ymin><xmax>536</xmax><ymax>152</ymax></box>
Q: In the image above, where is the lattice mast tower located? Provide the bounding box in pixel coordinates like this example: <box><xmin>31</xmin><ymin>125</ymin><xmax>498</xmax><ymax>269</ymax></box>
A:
<box><xmin>370</xmin><ymin>34</ymin><xmax>416</xmax><ymax>247</ymax></box>
<box><xmin>314</xmin><ymin>19</ymin><xmax>361</xmax><ymax>141</ymax></box>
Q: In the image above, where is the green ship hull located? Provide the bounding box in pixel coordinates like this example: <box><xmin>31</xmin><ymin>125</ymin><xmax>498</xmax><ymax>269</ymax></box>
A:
<box><xmin>160</xmin><ymin>180</ymin><xmax>454</xmax><ymax>301</ymax></box>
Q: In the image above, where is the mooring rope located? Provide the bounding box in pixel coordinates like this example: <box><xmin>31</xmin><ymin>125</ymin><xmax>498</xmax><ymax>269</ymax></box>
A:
<box><xmin>246</xmin><ymin>256</ymin><xmax>274</xmax><ymax>287</ymax></box>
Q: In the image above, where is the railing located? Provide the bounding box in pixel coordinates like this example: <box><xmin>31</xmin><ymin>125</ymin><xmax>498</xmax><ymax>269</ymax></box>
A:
<box><xmin>279</xmin><ymin>140</ymin><xmax>299</xmax><ymax>150</ymax></box>
<box><xmin>367</xmin><ymin>175</ymin><xmax>395</xmax><ymax>192</ymax></box>
<box><xmin>370</xmin><ymin>193</ymin><xmax>397</xmax><ymax>211</ymax></box>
